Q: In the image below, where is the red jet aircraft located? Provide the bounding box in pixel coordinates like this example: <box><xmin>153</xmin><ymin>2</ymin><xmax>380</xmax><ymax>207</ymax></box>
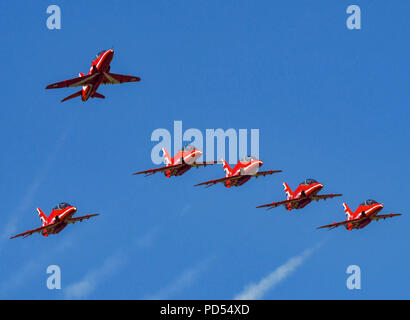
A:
<box><xmin>317</xmin><ymin>199</ymin><xmax>401</xmax><ymax>231</ymax></box>
<box><xmin>10</xmin><ymin>203</ymin><xmax>99</xmax><ymax>239</ymax></box>
<box><xmin>194</xmin><ymin>156</ymin><xmax>281</xmax><ymax>188</ymax></box>
<box><xmin>133</xmin><ymin>145</ymin><xmax>219</xmax><ymax>178</ymax></box>
<box><xmin>256</xmin><ymin>179</ymin><xmax>342</xmax><ymax>211</ymax></box>
<box><xmin>46</xmin><ymin>49</ymin><xmax>141</xmax><ymax>102</ymax></box>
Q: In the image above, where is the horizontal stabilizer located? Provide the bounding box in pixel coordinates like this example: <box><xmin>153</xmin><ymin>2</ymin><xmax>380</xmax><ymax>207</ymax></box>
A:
<box><xmin>61</xmin><ymin>90</ymin><xmax>82</xmax><ymax>102</ymax></box>
<box><xmin>92</xmin><ymin>92</ymin><xmax>105</xmax><ymax>99</ymax></box>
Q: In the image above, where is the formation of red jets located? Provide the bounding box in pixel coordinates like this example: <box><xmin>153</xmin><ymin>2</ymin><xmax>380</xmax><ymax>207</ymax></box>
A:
<box><xmin>133</xmin><ymin>146</ymin><xmax>402</xmax><ymax>231</ymax></box>
<box><xmin>10</xmin><ymin>49</ymin><xmax>402</xmax><ymax>239</ymax></box>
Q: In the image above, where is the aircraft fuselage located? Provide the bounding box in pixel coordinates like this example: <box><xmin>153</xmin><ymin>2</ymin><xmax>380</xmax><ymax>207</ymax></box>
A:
<box><xmin>81</xmin><ymin>49</ymin><xmax>114</xmax><ymax>101</ymax></box>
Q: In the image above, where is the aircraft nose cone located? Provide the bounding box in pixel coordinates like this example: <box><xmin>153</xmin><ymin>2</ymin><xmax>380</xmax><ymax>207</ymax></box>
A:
<box><xmin>105</xmin><ymin>50</ymin><xmax>114</xmax><ymax>60</ymax></box>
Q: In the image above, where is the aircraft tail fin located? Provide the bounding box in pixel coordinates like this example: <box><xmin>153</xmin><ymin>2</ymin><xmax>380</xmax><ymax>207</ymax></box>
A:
<box><xmin>37</xmin><ymin>208</ymin><xmax>47</xmax><ymax>226</ymax></box>
<box><xmin>162</xmin><ymin>148</ymin><xmax>172</xmax><ymax>165</ymax></box>
<box><xmin>343</xmin><ymin>203</ymin><xmax>354</xmax><ymax>220</ymax></box>
<box><xmin>61</xmin><ymin>90</ymin><xmax>82</xmax><ymax>102</ymax></box>
<box><xmin>92</xmin><ymin>92</ymin><xmax>105</xmax><ymax>99</ymax></box>
<box><xmin>221</xmin><ymin>159</ymin><xmax>232</xmax><ymax>177</ymax></box>
<box><xmin>283</xmin><ymin>182</ymin><xmax>293</xmax><ymax>200</ymax></box>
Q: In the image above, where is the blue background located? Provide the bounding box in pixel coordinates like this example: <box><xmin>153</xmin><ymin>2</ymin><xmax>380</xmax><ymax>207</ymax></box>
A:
<box><xmin>0</xmin><ymin>0</ymin><xmax>409</xmax><ymax>299</ymax></box>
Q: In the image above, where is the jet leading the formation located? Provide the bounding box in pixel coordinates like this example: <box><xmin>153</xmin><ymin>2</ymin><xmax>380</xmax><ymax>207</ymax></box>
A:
<box><xmin>256</xmin><ymin>179</ymin><xmax>342</xmax><ymax>211</ymax></box>
<box><xmin>133</xmin><ymin>146</ymin><xmax>219</xmax><ymax>178</ymax></box>
<box><xmin>194</xmin><ymin>157</ymin><xmax>281</xmax><ymax>188</ymax></box>
<box><xmin>46</xmin><ymin>49</ymin><xmax>141</xmax><ymax>102</ymax></box>
<box><xmin>317</xmin><ymin>199</ymin><xmax>401</xmax><ymax>230</ymax></box>
<box><xmin>10</xmin><ymin>203</ymin><xmax>99</xmax><ymax>239</ymax></box>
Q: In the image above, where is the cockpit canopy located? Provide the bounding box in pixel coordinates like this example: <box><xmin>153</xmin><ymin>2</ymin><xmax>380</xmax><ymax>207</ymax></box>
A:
<box><xmin>241</xmin><ymin>156</ymin><xmax>256</xmax><ymax>162</ymax></box>
<box><xmin>300</xmin><ymin>178</ymin><xmax>318</xmax><ymax>185</ymax></box>
<box><xmin>53</xmin><ymin>202</ymin><xmax>71</xmax><ymax>210</ymax></box>
<box><xmin>360</xmin><ymin>199</ymin><xmax>377</xmax><ymax>206</ymax></box>
<box><xmin>96</xmin><ymin>50</ymin><xmax>106</xmax><ymax>59</ymax></box>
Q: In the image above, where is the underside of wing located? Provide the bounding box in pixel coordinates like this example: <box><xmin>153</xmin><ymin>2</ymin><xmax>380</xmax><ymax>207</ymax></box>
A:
<box><xmin>195</xmin><ymin>171</ymin><xmax>280</xmax><ymax>187</ymax></box>
<box><xmin>310</xmin><ymin>193</ymin><xmax>343</xmax><ymax>201</ymax></box>
<box><xmin>65</xmin><ymin>214</ymin><xmax>99</xmax><ymax>225</ymax></box>
<box><xmin>256</xmin><ymin>197</ymin><xmax>303</xmax><ymax>209</ymax></box>
<box><xmin>257</xmin><ymin>193</ymin><xmax>341</xmax><ymax>210</ymax></box>
<box><xmin>316</xmin><ymin>217</ymin><xmax>363</xmax><ymax>230</ymax></box>
<box><xmin>253</xmin><ymin>170</ymin><xmax>282</xmax><ymax>177</ymax></box>
<box><xmin>370</xmin><ymin>213</ymin><xmax>402</xmax><ymax>221</ymax></box>
<box><xmin>194</xmin><ymin>176</ymin><xmax>238</xmax><ymax>187</ymax></box>
<box><xmin>46</xmin><ymin>74</ymin><xmax>97</xmax><ymax>89</ymax></box>
<box><xmin>102</xmin><ymin>72</ymin><xmax>141</xmax><ymax>84</ymax></box>
<box><xmin>133</xmin><ymin>164</ymin><xmax>184</xmax><ymax>177</ymax></box>
<box><xmin>10</xmin><ymin>223</ymin><xmax>57</xmax><ymax>239</ymax></box>
<box><xmin>190</xmin><ymin>161</ymin><xmax>221</xmax><ymax>168</ymax></box>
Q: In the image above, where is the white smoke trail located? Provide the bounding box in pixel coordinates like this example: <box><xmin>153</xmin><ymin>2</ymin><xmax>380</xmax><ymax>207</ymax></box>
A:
<box><xmin>234</xmin><ymin>244</ymin><xmax>321</xmax><ymax>300</ymax></box>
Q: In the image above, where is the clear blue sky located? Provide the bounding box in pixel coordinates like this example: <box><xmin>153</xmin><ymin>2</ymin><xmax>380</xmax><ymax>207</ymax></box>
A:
<box><xmin>0</xmin><ymin>1</ymin><xmax>409</xmax><ymax>299</ymax></box>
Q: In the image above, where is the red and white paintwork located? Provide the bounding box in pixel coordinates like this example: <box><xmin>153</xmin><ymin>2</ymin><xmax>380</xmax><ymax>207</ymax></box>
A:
<box><xmin>133</xmin><ymin>146</ymin><xmax>219</xmax><ymax>178</ymax></box>
<box><xmin>256</xmin><ymin>179</ymin><xmax>342</xmax><ymax>211</ymax></box>
<box><xmin>10</xmin><ymin>203</ymin><xmax>99</xmax><ymax>239</ymax></box>
<box><xmin>195</xmin><ymin>157</ymin><xmax>282</xmax><ymax>188</ymax></box>
<box><xmin>317</xmin><ymin>200</ymin><xmax>402</xmax><ymax>231</ymax></box>
<box><xmin>46</xmin><ymin>49</ymin><xmax>141</xmax><ymax>102</ymax></box>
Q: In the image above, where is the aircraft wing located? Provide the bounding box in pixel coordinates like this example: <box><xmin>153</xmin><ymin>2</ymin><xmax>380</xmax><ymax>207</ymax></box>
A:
<box><xmin>195</xmin><ymin>170</ymin><xmax>281</xmax><ymax>187</ymax></box>
<box><xmin>370</xmin><ymin>213</ymin><xmax>402</xmax><ymax>221</ymax></box>
<box><xmin>257</xmin><ymin>193</ymin><xmax>342</xmax><ymax>210</ymax></box>
<box><xmin>253</xmin><ymin>170</ymin><xmax>282</xmax><ymax>177</ymax></box>
<box><xmin>310</xmin><ymin>193</ymin><xmax>343</xmax><ymax>201</ymax></box>
<box><xmin>194</xmin><ymin>176</ymin><xmax>239</xmax><ymax>187</ymax></box>
<box><xmin>102</xmin><ymin>72</ymin><xmax>141</xmax><ymax>84</ymax></box>
<box><xmin>65</xmin><ymin>214</ymin><xmax>99</xmax><ymax>224</ymax></box>
<box><xmin>133</xmin><ymin>164</ymin><xmax>185</xmax><ymax>177</ymax></box>
<box><xmin>316</xmin><ymin>217</ymin><xmax>363</xmax><ymax>230</ymax></box>
<box><xmin>190</xmin><ymin>161</ymin><xmax>221</xmax><ymax>168</ymax></box>
<box><xmin>10</xmin><ymin>223</ymin><xmax>58</xmax><ymax>239</ymax></box>
<box><xmin>256</xmin><ymin>198</ymin><xmax>304</xmax><ymax>210</ymax></box>
<box><xmin>46</xmin><ymin>74</ymin><xmax>98</xmax><ymax>89</ymax></box>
